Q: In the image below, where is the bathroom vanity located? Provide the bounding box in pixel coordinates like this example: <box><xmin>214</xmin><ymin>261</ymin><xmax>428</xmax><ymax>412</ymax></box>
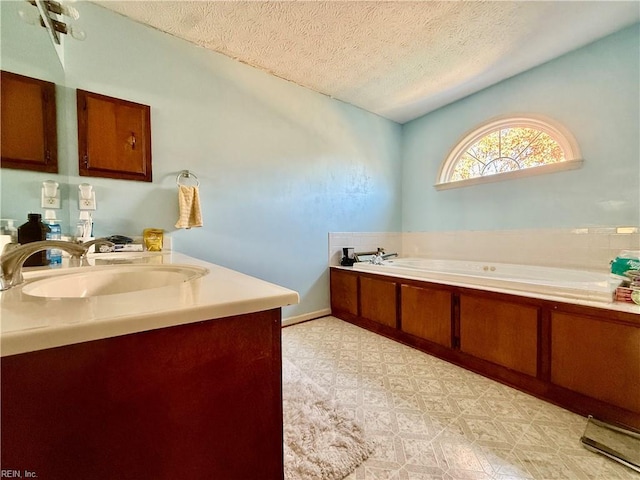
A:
<box><xmin>331</xmin><ymin>266</ymin><xmax>640</xmax><ymax>430</ymax></box>
<box><xmin>1</xmin><ymin>252</ymin><xmax>299</xmax><ymax>480</ymax></box>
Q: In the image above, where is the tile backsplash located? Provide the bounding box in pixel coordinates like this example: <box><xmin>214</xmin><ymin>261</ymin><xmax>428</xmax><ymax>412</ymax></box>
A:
<box><xmin>330</xmin><ymin>227</ymin><xmax>639</xmax><ymax>272</ymax></box>
<box><xmin>328</xmin><ymin>232</ymin><xmax>402</xmax><ymax>266</ymax></box>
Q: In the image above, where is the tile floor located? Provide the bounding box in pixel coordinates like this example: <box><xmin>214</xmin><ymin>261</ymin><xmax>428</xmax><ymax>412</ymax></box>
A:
<box><xmin>281</xmin><ymin>316</ymin><xmax>640</xmax><ymax>480</ymax></box>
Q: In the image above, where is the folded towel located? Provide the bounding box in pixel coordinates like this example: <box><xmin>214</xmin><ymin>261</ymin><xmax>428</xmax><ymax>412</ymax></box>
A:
<box><xmin>175</xmin><ymin>185</ymin><xmax>203</xmax><ymax>229</ymax></box>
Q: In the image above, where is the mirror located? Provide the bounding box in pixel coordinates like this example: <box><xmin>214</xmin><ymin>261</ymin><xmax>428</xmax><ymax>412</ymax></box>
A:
<box><xmin>0</xmin><ymin>0</ymin><xmax>69</xmax><ymax>232</ymax></box>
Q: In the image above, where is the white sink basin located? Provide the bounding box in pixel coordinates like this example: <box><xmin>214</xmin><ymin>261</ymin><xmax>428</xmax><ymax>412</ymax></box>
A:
<box><xmin>22</xmin><ymin>264</ymin><xmax>209</xmax><ymax>298</ymax></box>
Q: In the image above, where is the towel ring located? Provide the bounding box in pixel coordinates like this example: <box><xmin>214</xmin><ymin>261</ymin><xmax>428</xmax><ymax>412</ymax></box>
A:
<box><xmin>176</xmin><ymin>170</ymin><xmax>200</xmax><ymax>187</ymax></box>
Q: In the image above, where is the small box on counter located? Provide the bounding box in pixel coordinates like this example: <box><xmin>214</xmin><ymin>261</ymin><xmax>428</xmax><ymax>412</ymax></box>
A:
<box><xmin>113</xmin><ymin>243</ymin><xmax>144</xmax><ymax>252</ymax></box>
<box><xmin>614</xmin><ymin>286</ymin><xmax>635</xmax><ymax>304</ymax></box>
<box><xmin>615</xmin><ymin>286</ymin><xmax>632</xmax><ymax>303</ymax></box>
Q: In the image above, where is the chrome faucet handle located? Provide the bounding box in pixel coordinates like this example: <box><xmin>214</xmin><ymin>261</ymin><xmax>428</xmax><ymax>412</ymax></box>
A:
<box><xmin>79</xmin><ymin>238</ymin><xmax>115</xmax><ymax>254</ymax></box>
<box><xmin>0</xmin><ymin>240</ymin><xmax>88</xmax><ymax>291</ymax></box>
<box><xmin>76</xmin><ymin>238</ymin><xmax>115</xmax><ymax>266</ymax></box>
<box><xmin>1</xmin><ymin>242</ymin><xmax>20</xmax><ymax>255</ymax></box>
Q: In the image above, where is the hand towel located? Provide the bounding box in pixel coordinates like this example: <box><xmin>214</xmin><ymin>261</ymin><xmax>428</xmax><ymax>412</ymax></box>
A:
<box><xmin>175</xmin><ymin>185</ymin><xmax>203</xmax><ymax>229</ymax></box>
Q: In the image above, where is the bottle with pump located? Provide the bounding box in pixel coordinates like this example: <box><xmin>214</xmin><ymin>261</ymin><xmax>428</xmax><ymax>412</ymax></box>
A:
<box><xmin>44</xmin><ymin>210</ymin><xmax>62</xmax><ymax>266</ymax></box>
<box><xmin>1</xmin><ymin>219</ymin><xmax>18</xmax><ymax>242</ymax></box>
<box><xmin>0</xmin><ymin>219</ymin><xmax>18</xmax><ymax>253</ymax></box>
<box><xmin>17</xmin><ymin>213</ymin><xmax>50</xmax><ymax>267</ymax></box>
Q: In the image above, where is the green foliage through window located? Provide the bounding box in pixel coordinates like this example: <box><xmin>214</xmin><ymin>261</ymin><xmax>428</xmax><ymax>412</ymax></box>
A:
<box><xmin>451</xmin><ymin>127</ymin><xmax>565</xmax><ymax>181</ymax></box>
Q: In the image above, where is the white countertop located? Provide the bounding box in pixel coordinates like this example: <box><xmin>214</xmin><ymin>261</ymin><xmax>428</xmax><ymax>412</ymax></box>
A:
<box><xmin>1</xmin><ymin>252</ymin><xmax>299</xmax><ymax>356</ymax></box>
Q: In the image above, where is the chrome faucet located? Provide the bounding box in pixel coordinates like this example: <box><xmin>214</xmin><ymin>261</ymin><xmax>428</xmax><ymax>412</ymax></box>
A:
<box><xmin>0</xmin><ymin>239</ymin><xmax>114</xmax><ymax>291</ymax></box>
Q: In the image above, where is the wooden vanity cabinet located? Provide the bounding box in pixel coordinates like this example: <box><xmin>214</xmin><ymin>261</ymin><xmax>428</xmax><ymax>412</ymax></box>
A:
<box><xmin>1</xmin><ymin>71</ymin><xmax>58</xmax><ymax>172</ymax></box>
<box><xmin>330</xmin><ymin>266</ymin><xmax>640</xmax><ymax>429</ymax></box>
<box><xmin>77</xmin><ymin>89</ymin><xmax>152</xmax><ymax>182</ymax></box>
<box><xmin>2</xmin><ymin>309</ymin><xmax>284</xmax><ymax>480</ymax></box>
<box><xmin>400</xmin><ymin>284</ymin><xmax>452</xmax><ymax>348</ymax></box>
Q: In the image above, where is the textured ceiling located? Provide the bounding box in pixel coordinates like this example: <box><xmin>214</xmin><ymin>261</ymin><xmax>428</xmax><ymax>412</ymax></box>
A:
<box><xmin>94</xmin><ymin>1</ymin><xmax>640</xmax><ymax>124</ymax></box>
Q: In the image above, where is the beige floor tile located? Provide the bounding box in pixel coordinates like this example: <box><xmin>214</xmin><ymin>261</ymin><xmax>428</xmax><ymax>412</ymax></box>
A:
<box><xmin>282</xmin><ymin>317</ymin><xmax>638</xmax><ymax>480</ymax></box>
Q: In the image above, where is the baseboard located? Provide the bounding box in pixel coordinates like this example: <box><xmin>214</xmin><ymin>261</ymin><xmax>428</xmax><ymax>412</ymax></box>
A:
<box><xmin>282</xmin><ymin>308</ymin><xmax>331</xmax><ymax>327</ymax></box>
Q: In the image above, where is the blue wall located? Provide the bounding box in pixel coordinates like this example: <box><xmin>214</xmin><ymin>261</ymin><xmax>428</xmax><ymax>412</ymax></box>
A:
<box><xmin>1</xmin><ymin>3</ymin><xmax>403</xmax><ymax>319</ymax></box>
<box><xmin>402</xmin><ymin>24</ymin><xmax>640</xmax><ymax>232</ymax></box>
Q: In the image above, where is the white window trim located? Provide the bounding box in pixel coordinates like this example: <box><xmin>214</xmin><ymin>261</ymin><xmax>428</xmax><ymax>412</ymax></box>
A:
<box><xmin>435</xmin><ymin>114</ymin><xmax>583</xmax><ymax>191</ymax></box>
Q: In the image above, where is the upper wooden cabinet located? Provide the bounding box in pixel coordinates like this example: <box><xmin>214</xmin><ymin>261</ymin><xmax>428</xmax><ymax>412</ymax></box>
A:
<box><xmin>1</xmin><ymin>71</ymin><xmax>58</xmax><ymax>173</ymax></box>
<box><xmin>77</xmin><ymin>89</ymin><xmax>152</xmax><ymax>182</ymax></box>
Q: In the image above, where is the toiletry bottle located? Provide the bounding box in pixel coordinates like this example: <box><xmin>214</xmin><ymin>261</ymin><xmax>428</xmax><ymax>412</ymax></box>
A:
<box><xmin>1</xmin><ymin>219</ymin><xmax>18</xmax><ymax>243</ymax></box>
<box><xmin>77</xmin><ymin>211</ymin><xmax>93</xmax><ymax>242</ymax></box>
<box><xmin>17</xmin><ymin>213</ymin><xmax>50</xmax><ymax>267</ymax></box>
<box><xmin>44</xmin><ymin>210</ymin><xmax>62</xmax><ymax>266</ymax></box>
<box><xmin>0</xmin><ymin>219</ymin><xmax>18</xmax><ymax>254</ymax></box>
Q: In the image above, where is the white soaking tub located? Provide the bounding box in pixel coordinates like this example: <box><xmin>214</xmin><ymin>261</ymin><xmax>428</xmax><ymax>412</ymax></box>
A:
<box><xmin>352</xmin><ymin>257</ymin><xmax>619</xmax><ymax>303</ymax></box>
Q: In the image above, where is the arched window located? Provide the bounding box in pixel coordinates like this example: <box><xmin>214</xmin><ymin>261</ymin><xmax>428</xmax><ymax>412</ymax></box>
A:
<box><xmin>436</xmin><ymin>115</ymin><xmax>583</xmax><ymax>190</ymax></box>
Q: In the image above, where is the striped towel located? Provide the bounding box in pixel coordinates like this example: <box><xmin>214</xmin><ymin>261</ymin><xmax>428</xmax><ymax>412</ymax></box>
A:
<box><xmin>175</xmin><ymin>185</ymin><xmax>203</xmax><ymax>229</ymax></box>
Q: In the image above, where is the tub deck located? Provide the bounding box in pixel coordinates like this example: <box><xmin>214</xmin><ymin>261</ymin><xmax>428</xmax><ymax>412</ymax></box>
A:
<box><xmin>353</xmin><ymin>257</ymin><xmax>619</xmax><ymax>304</ymax></box>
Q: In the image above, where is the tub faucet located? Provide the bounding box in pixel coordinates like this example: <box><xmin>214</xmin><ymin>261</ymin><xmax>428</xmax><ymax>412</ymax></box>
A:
<box><xmin>0</xmin><ymin>239</ymin><xmax>112</xmax><ymax>291</ymax></box>
<box><xmin>371</xmin><ymin>252</ymin><xmax>384</xmax><ymax>265</ymax></box>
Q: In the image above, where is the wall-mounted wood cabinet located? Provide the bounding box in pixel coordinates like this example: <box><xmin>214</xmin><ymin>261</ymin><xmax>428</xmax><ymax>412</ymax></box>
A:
<box><xmin>77</xmin><ymin>89</ymin><xmax>152</xmax><ymax>182</ymax></box>
<box><xmin>330</xmin><ymin>266</ymin><xmax>640</xmax><ymax>430</ymax></box>
<box><xmin>1</xmin><ymin>71</ymin><xmax>58</xmax><ymax>173</ymax></box>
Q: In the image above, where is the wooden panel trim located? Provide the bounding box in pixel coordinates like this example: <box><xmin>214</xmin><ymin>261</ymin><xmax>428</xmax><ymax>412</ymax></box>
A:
<box><xmin>538</xmin><ymin>308</ymin><xmax>552</xmax><ymax>382</ymax></box>
<box><xmin>360</xmin><ymin>275</ymin><xmax>397</xmax><ymax>328</ymax></box>
<box><xmin>400</xmin><ymin>284</ymin><xmax>452</xmax><ymax>347</ymax></box>
<box><xmin>330</xmin><ymin>267</ymin><xmax>639</xmax><ymax>326</ymax></box>
<box><xmin>459</xmin><ymin>294</ymin><xmax>539</xmax><ymax>377</ymax></box>
<box><xmin>452</xmin><ymin>293</ymin><xmax>460</xmax><ymax>350</ymax></box>
<box><xmin>395</xmin><ymin>282</ymin><xmax>402</xmax><ymax>330</ymax></box>
<box><xmin>330</xmin><ymin>268</ymin><xmax>359</xmax><ymax>317</ymax></box>
<box><xmin>357</xmin><ymin>273</ymin><xmax>361</xmax><ymax>317</ymax></box>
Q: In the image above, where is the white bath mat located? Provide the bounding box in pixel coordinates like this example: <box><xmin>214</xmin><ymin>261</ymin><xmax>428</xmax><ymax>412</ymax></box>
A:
<box><xmin>282</xmin><ymin>358</ymin><xmax>373</xmax><ymax>480</ymax></box>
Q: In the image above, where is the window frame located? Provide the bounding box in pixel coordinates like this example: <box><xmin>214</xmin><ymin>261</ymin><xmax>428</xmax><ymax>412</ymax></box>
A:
<box><xmin>435</xmin><ymin>115</ymin><xmax>583</xmax><ymax>190</ymax></box>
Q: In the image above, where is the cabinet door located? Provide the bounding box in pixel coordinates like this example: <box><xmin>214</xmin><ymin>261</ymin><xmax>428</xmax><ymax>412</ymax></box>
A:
<box><xmin>551</xmin><ymin>312</ymin><xmax>640</xmax><ymax>413</ymax></box>
<box><xmin>401</xmin><ymin>284</ymin><xmax>452</xmax><ymax>347</ymax></box>
<box><xmin>1</xmin><ymin>71</ymin><xmax>57</xmax><ymax>172</ymax></box>
<box><xmin>361</xmin><ymin>276</ymin><xmax>397</xmax><ymax>328</ymax></box>
<box><xmin>330</xmin><ymin>269</ymin><xmax>358</xmax><ymax>316</ymax></box>
<box><xmin>77</xmin><ymin>89</ymin><xmax>152</xmax><ymax>182</ymax></box>
<box><xmin>460</xmin><ymin>295</ymin><xmax>538</xmax><ymax>376</ymax></box>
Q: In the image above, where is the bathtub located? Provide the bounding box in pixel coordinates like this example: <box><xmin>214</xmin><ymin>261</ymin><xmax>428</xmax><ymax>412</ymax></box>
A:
<box><xmin>352</xmin><ymin>257</ymin><xmax>619</xmax><ymax>303</ymax></box>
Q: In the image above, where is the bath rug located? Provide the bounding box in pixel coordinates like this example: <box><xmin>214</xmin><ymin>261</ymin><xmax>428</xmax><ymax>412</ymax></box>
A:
<box><xmin>282</xmin><ymin>358</ymin><xmax>373</xmax><ymax>480</ymax></box>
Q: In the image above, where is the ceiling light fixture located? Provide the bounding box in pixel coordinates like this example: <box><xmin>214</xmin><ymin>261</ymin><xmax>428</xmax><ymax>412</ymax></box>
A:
<box><xmin>18</xmin><ymin>0</ymin><xmax>85</xmax><ymax>44</ymax></box>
